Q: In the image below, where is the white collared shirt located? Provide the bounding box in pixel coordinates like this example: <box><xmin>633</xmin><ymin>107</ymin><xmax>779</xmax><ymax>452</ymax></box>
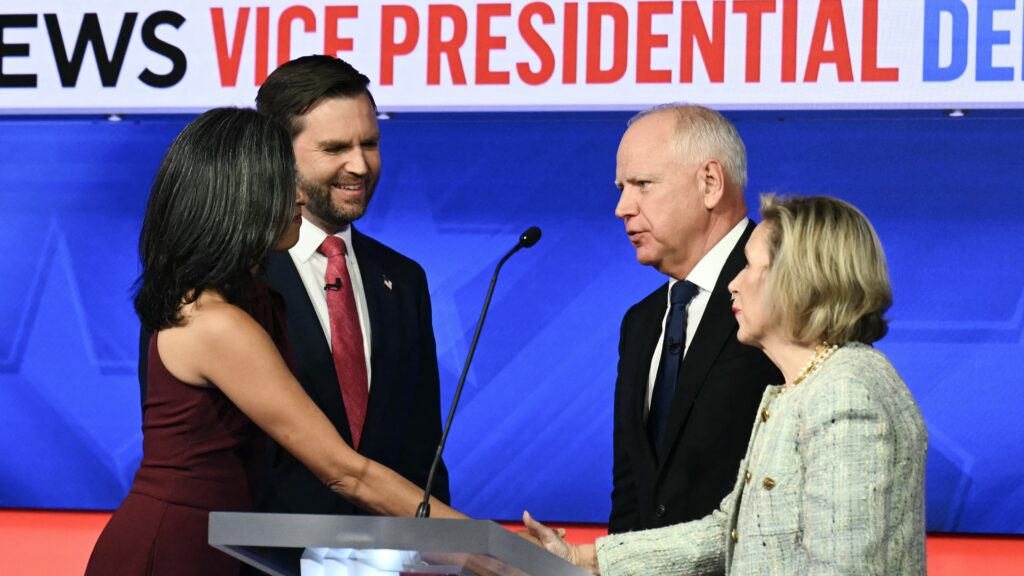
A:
<box><xmin>645</xmin><ymin>219</ymin><xmax>749</xmax><ymax>414</ymax></box>
<box><xmin>288</xmin><ymin>217</ymin><xmax>372</xmax><ymax>389</ymax></box>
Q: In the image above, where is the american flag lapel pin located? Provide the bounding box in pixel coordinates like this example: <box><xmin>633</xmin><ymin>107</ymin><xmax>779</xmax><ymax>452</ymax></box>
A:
<box><xmin>383</xmin><ymin>275</ymin><xmax>393</xmax><ymax>291</ymax></box>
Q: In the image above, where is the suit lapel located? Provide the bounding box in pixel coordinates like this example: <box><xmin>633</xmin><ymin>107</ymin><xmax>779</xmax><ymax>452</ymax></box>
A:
<box><xmin>349</xmin><ymin>228</ymin><xmax>399</xmax><ymax>450</ymax></box>
<box><xmin>628</xmin><ymin>286</ymin><xmax>669</xmax><ymax>476</ymax></box>
<box><xmin>265</xmin><ymin>251</ymin><xmax>351</xmax><ymax>442</ymax></box>
<box><xmin>659</xmin><ymin>221</ymin><xmax>756</xmax><ymax>467</ymax></box>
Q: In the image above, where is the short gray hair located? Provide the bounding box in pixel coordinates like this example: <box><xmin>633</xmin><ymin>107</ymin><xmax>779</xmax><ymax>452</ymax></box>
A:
<box><xmin>630</xmin><ymin>104</ymin><xmax>748</xmax><ymax>190</ymax></box>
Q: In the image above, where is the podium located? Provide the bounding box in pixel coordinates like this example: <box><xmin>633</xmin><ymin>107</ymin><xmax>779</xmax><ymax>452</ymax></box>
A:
<box><xmin>209</xmin><ymin>512</ymin><xmax>590</xmax><ymax>575</ymax></box>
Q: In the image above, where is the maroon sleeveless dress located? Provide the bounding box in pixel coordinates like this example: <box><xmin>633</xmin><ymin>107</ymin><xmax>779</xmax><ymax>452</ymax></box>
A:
<box><xmin>86</xmin><ymin>281</ymin><xmax>291</xmax><ymax>575</ymax></box>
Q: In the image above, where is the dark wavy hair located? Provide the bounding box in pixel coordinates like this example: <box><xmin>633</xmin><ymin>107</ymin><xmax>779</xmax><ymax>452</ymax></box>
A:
<box><xmin>256</xmin><ymin>55</ymin><xmax>376</xmax><ymax>138</ymax></box>
<box><xmin>133</xmin><ymin>107</ymin><xmax>295</xmax><ymax>331</ymax></box>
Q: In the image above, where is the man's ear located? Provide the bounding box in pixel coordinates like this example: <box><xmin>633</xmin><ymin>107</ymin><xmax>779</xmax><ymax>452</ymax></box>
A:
<box><xmin>699</xmin><ymin>159</ymin><xmax>725</xmax><ymax>210</ymax></box>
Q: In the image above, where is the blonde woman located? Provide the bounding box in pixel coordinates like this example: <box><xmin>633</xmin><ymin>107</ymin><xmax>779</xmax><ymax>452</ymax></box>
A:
<box><xmin>526</xmin><ymin>194</ymin><xmax>927</xmax><ymax>575</ymax></box>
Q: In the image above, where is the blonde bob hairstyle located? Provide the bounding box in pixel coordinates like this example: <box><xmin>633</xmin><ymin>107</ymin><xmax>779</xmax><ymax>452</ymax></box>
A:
<box><xmin>760</xmin><ymin>194</ymin><xmax>892</xmax><ymax>346</ymax></box>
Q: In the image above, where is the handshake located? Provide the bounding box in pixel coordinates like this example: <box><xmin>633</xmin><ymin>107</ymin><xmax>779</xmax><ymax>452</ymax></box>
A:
<box><xmin>519</xmin><ymin>511</ymin><xmax>599</xmax><ymax>574</ymax></box>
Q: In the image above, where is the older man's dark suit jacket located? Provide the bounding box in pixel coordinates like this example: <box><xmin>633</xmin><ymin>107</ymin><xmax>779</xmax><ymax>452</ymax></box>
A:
<box><xmin>609</xmin><ymin>221</ymin><xmax>780</xmax><ymax>534</ymax></box>
<box><xmin>256</xmin><ymin>226</ymin><xmax>449</xmax><ymax>514</ymax></box>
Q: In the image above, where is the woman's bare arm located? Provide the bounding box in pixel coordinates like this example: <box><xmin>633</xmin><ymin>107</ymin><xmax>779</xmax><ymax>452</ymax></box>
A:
<box><xmin>159</xmin><ymin>300</ymin><xmax>464</xmax><ymax>519</ymax></box>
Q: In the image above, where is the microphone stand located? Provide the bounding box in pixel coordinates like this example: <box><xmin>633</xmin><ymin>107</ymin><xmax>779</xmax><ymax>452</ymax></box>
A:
<box><xmin>416</xmin><ymin>227</ymin><xmax>541</xmax><ymax>518</ymax></box>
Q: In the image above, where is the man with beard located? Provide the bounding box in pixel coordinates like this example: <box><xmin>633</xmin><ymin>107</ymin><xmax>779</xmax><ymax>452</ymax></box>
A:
<box><xmin>251</xmin><ymin>55</ymin><xmax>449</xmax><ymax>516</ymax></box>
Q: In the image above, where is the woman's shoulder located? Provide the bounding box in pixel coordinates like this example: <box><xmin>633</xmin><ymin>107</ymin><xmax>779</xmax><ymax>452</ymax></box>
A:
<box><xmin>159</xmin><ymin>292</ymin><xmax>276</xmax><ymax>385</ymax></box>
<box><xmin>798</xmin><ymin>343</ymin><xmax>923</xmax><ymax>429</ymax></box>
<box><xmin>172</xmin><ymin>293</ymin><xmax>264</xmax><ymax>343</ymax></box>
<box><xmin>815</xmin><ymin>342</ymin><xmax>899</xmax><ymax>387</ymax></box>
<box><xmin>793</xmin><ymin>343</ymin><xmax>899</xmax><ymax>411</ymax></box>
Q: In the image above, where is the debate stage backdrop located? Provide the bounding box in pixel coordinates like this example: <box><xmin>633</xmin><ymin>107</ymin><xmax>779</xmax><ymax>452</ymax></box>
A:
<box><xmin>1</xmin><ymin>109</ymin><xmax>1022</xmax><ymax>535</ymax></box>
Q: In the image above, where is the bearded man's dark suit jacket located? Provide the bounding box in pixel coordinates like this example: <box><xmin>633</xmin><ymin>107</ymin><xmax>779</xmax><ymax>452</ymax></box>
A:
<box><xmin>609</xmin><ymin>221</ymin><xmax>780</xmax><ymax>535</ymax></box>
<box><xmin>137</xmin><ymin>226</ymin><xmax>449</xmax><ymax>515</ymax></box>
<box><xmin>257</xmin><ymin>227</ymin><xmax>449</xmax><ymax>514</ymax></box>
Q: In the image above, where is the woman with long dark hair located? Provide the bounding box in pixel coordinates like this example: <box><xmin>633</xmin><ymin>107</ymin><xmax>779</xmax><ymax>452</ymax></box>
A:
<box><xmin>86</xmin><ymin>108</ymin><xmax>463</xmax><ymax>575</ymax></box>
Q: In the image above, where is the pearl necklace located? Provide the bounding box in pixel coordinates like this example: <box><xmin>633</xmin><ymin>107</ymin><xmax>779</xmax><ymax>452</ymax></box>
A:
<box><xmin>785</xmin><ymin>342</ymin><xmax>839</xmax><ymax>391</ymax></box>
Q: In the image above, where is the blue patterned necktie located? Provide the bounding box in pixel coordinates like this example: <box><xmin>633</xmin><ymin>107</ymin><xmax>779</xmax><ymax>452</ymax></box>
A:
<box><xmin>648</xmin><ymin>280</ymin><xmax>699</xmax><ymax>461</ymax></box>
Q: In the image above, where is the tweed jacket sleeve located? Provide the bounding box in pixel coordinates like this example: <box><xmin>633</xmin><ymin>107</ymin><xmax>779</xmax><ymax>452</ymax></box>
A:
<box><xmin>596</xmin><ymin>480</ymin><xmax>734</xmax><ymax>575</ymax></box>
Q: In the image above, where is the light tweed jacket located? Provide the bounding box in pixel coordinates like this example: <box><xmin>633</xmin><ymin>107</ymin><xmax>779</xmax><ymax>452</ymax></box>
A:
<box><xmin>596</xmin><ymin>343</ymin><xmax>927</xmax><ymax>575</ymax></box>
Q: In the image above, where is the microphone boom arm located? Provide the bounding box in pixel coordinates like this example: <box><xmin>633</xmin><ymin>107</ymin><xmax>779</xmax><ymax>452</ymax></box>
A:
<box><xmin>415</xmin><ymin>227</ymin><xmax>540</xmax><ymax>518</ymax></box>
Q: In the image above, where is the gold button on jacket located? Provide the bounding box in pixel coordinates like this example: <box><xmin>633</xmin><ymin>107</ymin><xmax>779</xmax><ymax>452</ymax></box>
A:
<box><xmin>763</xmin><ymin>476</ymin><xmax>776</xmax><ymax>490</ymax></box>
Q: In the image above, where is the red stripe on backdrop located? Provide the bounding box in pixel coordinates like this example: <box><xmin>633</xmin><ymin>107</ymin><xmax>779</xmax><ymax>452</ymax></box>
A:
<box><xmin>1</xmin><ymin>510</ymin><xmax>1022</xmax><ymax>575</ymax></box>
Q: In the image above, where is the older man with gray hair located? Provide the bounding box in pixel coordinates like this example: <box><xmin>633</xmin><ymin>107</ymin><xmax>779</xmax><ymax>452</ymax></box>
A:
<box><xmin>608</xmin><ymin>104</ymin><xmax>780</xmax><ymax>543</ymax></box>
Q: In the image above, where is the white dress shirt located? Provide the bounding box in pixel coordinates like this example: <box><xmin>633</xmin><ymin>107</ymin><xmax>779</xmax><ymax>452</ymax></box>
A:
<box><xmin>645</xmin><ymin>219</ymin><xmax>749</xmax><ymax>414</ymax></box>
<box><xmin>288</xmin><ymin>217</ymin><xmax>373</xmax><ymax>388</ymax></box>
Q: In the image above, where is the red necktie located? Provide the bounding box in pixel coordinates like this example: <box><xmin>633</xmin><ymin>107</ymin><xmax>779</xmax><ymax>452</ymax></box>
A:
<box><xmin>318</xmin><ymin>236</ymin><xmax>369</xmax><ymax>450</ymax></box>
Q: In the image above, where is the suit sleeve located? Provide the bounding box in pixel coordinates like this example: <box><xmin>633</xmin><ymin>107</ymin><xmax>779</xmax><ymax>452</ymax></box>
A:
<box><xmin>609</xmin><ymin>313</ymin><xmax>638</xmax><ymax>533</ymax></box>
<box><xmin>411</xmin><ymin>265</ymin><xmax>450</xmax><ymax>504</ymax></box>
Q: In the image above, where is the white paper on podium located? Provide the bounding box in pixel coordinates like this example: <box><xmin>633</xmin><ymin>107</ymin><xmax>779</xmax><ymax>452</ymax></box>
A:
<box><xmin>301</xmin><ymin>547</ymin><xmax>429</xmax><ymax>575</ymax></box>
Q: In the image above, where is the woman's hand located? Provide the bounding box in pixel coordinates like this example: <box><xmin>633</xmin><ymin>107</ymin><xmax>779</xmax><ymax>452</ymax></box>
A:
<box><xmin>522</xmin><ymin>511</ymin><xmax>599</xmax><ymax>574</ymax></box>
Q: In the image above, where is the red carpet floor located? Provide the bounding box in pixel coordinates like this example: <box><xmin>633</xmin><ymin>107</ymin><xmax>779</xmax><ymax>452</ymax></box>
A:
<box><xmin>1</xmin><ymin>509</ymin><xmax>1020</xmax><ymax>575</ymax></box>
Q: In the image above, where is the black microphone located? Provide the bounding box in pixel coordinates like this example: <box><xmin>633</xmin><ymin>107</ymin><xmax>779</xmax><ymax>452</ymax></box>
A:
<box><xmin>415</xmin><ymin>226</ymin><xmax>543</xmax><ymax>518</ymax></box>
<box><xmin>518</xmin><ymin>226</ymin><xmax>541</xmax><ymax>248</ymax></box>
<box><xmin>325</xmin><ymin>278</ymin><xmax>342</xmax><ymax>291</ymax></box>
